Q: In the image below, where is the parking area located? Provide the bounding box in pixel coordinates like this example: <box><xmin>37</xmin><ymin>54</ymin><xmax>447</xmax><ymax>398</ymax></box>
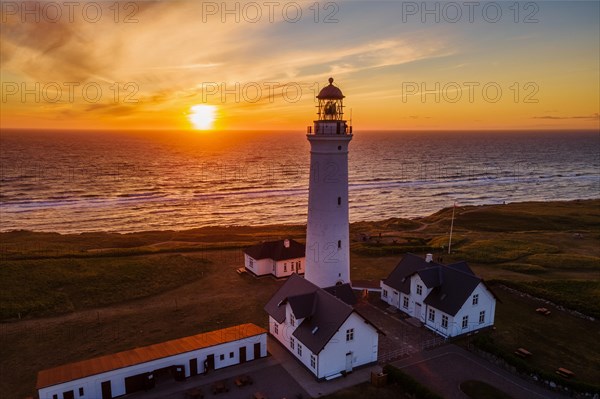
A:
<box><xmin>356</xmin><ymin>296</ymin><xmax>443</xmax><ymax>361</ymax></box>
<box><xmin>130</xmin><ymin>355</ymin><xmax>309</xmax><ymax>399</ymax></box>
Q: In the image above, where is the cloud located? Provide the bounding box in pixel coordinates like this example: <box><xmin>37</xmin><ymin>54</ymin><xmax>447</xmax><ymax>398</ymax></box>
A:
<box><xmin>532</xmin><ymin>113</ymin><xmax>599</xmax><ymax>120</ymax></box>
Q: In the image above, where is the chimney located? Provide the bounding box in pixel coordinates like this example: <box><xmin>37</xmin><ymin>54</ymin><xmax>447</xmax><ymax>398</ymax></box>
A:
<box><xmin>284</xmin><ymin>239</ymin><xmax>290</xmax><ymax>248</ymax></box>
<box><xmin>425</xmin><ymin>253</ymin><xmax>433</xmax><ymax>263</ymax></box>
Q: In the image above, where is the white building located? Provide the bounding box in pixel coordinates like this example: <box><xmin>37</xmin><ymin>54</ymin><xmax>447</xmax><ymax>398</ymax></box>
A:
<box><xmin>305</xmin><ymin>78</ymin><xmax>353</xmax><ymax>288</ymax></box>
<box><xmin>380</xmin><ymin>253</ymin><xmax>497</xmax><ymax>338</ymax></box>
<box><xmin>243</xmin><ymin>238</ymin><xmax>305</xmax><ymax>278</ymax></box>
<box><xmin>37</xmin><ymin>324</ymin><xmax>267</xmax><ymax>399</ymax></box>
<box><xmin>265</xmin><ymin>274</ymin><xmax>380</xmax><ymax>380</ymax></box>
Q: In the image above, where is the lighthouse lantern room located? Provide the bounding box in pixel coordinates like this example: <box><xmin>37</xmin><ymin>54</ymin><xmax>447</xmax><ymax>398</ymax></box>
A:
<box><xmin>305</xmin><ymin>78</ymin><xmax>353</xmax><ymax>288</ymax></box>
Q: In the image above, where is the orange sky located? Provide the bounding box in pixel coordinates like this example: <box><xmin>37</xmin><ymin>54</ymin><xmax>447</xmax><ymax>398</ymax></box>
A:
<box><xmin>1</xmin><ymin>1</ymin><xmax>598</xmax><ymax>131</ymax></box>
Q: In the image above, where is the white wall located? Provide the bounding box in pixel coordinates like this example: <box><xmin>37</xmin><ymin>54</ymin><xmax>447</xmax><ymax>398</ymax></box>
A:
<box><xmin>244</xmin><ymin>254</ymin><xmax>272</xmax><ymax>276</ymax></box>
<box><xmin>39</xmin><ymin>333</ymin><xmax>267</xmax><ymax>399</ymax></box>
<box><xmin>317</xmin><ymin>313</ymin><xmax>378</xmax><ymax>379</ymax></box>
<box><xmin>274</xmin><ymin>257</ymin><xmax>304</xmax><ymax>278</ymax></box>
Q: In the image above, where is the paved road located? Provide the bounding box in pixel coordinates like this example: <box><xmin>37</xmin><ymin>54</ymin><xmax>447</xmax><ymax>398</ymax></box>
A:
<box><xmin>392</xmin><ymin>345</ymin><xmax>569</xmax><ymax>399</ymax></box>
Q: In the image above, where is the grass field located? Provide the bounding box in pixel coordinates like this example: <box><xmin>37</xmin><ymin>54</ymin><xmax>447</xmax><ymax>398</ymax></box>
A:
<box><xmin>0</xmin><ymin>199</ymin><xmax>598</xmax><ymax>398</ymax></box>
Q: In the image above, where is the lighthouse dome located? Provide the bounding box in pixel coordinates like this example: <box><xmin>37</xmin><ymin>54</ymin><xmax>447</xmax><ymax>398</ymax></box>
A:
<box><xmin>316</xmin><ymin>78</ymin><xmax>345</xmax><ymax>99</ymax></box>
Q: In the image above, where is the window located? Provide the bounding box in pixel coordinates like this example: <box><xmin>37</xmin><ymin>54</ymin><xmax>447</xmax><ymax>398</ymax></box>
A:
<box><xmin>337</xmin><ymin>197</ymin><xmax>341</xmax><ymax>205</ymax></box>
<box><xmin>416</xmin><ymin>284</ymin><xmax>423</xmax><ymax>295</ymax></box>
<box><xmin>220</xmin><ymin>354</ymin><xmax>225</xmax><ymax>360</ymax></box>
<box><xmin>297</xmin><ymin>343</ymin><xmax>302</xmax><ymax>356</ymax></box>
<box><xmin>284</xmin><ymin>263</ymin><xmax>287</xmax><ymax>272</ymax></box>
<box><xmin>479</xmin><ymin>310</ymin><xmax>485</xmax><ymax>324</ymax></box>
<box><xmin>290</xmin><ymin>314</ymin><xmax>295</xmax><ymax>327</ymax></box>
<box><xmin>311</xmin><ymin>355</ymin><xmax>316</xmax><ymax>368</ymax></box>
<box><xmin>346</xmin><ymin>328</ymin><xmax>354</xmax><ymax>342</ymax></box>
<box><xmin>403</xmin><ymin>296</ymin><xmax>409</xmax><ymax>309</ymax></box>
<box><xmin>428</xmin><ymin>308</ymin><xmax>435</xmax><ymax>322</ymax></box>
<box><xmin>472</xmin><ymin>294</ymin><xmax>479</xmax><ymax>305</ymax></box>
<box><xmin>229</xmin><ymin>352</ymin><xmax>234</xmax><ymax>358</ymax></box>
<box><xmin>79</xmin><ymin>387</ymin><xmax>84</xmax><ymax>396</ymax></box>
<box><xmin>274</xmin><ymin>323</ymin><xmax>278</xmax><ymax>334</ymax></box>
<box><xmin>272</xmin><ymin>263</ymin><xmax>276</xmax><ymax>273</ymax></box>
<box><xmin>297</xmin><ymin>261</ymin><xmax>301</xmax><ymax>271</ymax></box>
<box><xmin>462</xmin><ymin>315</ymin><xmax>469</xmax><ymax>329</ymax></box>
<box><xmin>290</xmin><ymin>337</ymin><xmax>295</xmax><ymax>350</ymax></box>
<box><xmin>441</xmin><ymin>315</ymin><xmax>448</xmax><ymax>329</ymax></box>
<box><xmin>248</xmin><ymin>258</ymin><xmax>253</xmax><ymax>268</ymax></box>
<box><xmin>383</xmin><ymin>289</ymin><xmax>388</xmax><ymax>298</ymax></box>
<box><xmin>338</xmin><ymin>240</ymin><xmax>341</xmax><ymax>249</ymax></box>
<box><xmin>53</xmin><ymin>395</ymin><xmax>58</xmax><ymax>399</ymax></box>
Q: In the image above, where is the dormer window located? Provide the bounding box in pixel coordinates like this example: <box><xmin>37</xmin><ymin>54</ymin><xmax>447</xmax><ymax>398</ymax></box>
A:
<box><xmin>416</xmin><ymin>284</ymin><xmax>423</xmax><ymax>295</ymax></box>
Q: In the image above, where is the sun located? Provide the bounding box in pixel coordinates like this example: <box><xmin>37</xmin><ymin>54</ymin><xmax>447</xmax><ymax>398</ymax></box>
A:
<box><xmin>189</xmin><ymin>105</ymin><xmax>217</xmax><ymax>130</ymax></box>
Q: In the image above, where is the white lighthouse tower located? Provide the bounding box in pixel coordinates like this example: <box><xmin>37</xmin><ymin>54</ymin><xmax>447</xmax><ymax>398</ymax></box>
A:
<box><xmin>305</xmin><ymin>78</ymin><xmax>353</xmax><ymax>288</ymax></box>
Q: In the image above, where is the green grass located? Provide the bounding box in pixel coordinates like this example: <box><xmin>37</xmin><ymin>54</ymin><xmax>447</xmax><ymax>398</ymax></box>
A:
<box><xmin>457</xmin><ymin>239</ymin><xmax>558</xmax><ymax>263</ymax></box>
<box><xmin>499</xmin><ymin>263</ymin><xmax>548</xmax><ymax>275</ymax></box>
<box><xmin>460</xmin><ymin>380</ymin><xmax>514</xmax><ymax>399</ymax></box>
<box><xmin>496</xmin><ymin>279</ymin><xmax>600</xmax><ymax>319</ymax></box>
<box><xmin>476</xmin><ymin>285</ymin><xmax>600</xmax><ymax>384</ymax></box>
<box><xmin>0</xmin><ymin>254</ymin><xmax>209</xmax><ymax>319</ymax></box>
<box><xmin>525</xmin><ymin>253</ymin><xmax>600</xmax><ymax>270</ymax></box>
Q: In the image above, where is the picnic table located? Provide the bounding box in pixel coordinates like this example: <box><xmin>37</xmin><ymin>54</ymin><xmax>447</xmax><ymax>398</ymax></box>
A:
<box><xmin>235</xmin><ymin>375</ymin><xmax>254</xmax><ymax>387</ymax></box>
<box><xmin>556</xmin><ymin>367</ymin><xmax>575</xmax><ymax>378</ymax></box>
<box><xmin>211</xmin><ymin>380</ymin><xmax>229</xmax><ymax>394</ymax></box>
<box><xmin>514</xmin><ymin>348</ymin><xmax>532</xmax><ymax>358</ymax></box>
<box><xmin>184</xmin><ymin>388</ymin><xmax>204</xmax><ymax>399</ymax></box>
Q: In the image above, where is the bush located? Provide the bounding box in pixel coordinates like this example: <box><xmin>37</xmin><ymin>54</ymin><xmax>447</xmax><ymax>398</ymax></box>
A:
<box><xmin>382</xmin><ymin>364</ymin><xmax>444</xmax><ymax>399</ymax></box>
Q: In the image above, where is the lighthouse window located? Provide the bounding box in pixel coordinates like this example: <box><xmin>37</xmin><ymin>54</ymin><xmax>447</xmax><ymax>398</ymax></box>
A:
<box><xmin>337</xmin><ymin>197</ymin><xmax>341</xmax><ymax>205</ymax></box>
<box><xmin>338</xmin><ymin>145</ymin><xmax>342</xmax><ymax>150</ymax></box>
<box><xmin>338</xmin><ymin>240</ymin><xmax>341</xmax><ymax>248</ymax></box>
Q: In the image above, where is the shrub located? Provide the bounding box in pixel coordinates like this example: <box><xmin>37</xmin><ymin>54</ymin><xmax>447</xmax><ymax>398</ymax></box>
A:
<box><xmin>382</xmin><ymin>364</ymin><xmax>444</xmax><ymax>399</ymax></box>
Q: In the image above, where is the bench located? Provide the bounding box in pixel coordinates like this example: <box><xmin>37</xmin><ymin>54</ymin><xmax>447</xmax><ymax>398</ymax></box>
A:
<box><xmin>514</xmin><ymin>348</ymin><xmax>532</xmax><ymax>358</ymax></box>
<box><xmin>211</xmin><ymin>380</ymin><xmax>229</xmax><ymax>394</ymax></box>
<box><xmin>556</xmin><ymin>368</ymin><xmax>575</xmax><ymax>378</ymax></box>
<box><xmin>235</xmin><ymin>375</ymin><xmax>253</xmax><ymax>387</ymax></box>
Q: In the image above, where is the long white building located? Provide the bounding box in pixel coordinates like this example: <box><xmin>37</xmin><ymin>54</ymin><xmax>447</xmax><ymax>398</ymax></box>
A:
<box><xmin>37</xmin><ymin>324</ymin><xmax>267</xmax><ymax>399</ymax></box>
<box><xmin>243</xmin><ymin>238</ymin><xmax>305</xmax><ymax>278</ymax></box>
<box><xmin>380</xmin><ymin>253</ymin><xmax>497</xmax><ymax>338</ymax></box>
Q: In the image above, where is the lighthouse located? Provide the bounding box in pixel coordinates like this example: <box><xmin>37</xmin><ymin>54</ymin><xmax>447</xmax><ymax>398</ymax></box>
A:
<box><xmin>304</xmin><ymin>78</ymin><xmax>353</xmax><ymax>288</ymax></box>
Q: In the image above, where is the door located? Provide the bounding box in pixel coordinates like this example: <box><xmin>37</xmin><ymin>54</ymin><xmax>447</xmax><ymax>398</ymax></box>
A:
<box><xmin>254</xmin><ymin>342</ymin><xmax>261</xmax><ymax>359</ymax></box>
<box><xmin>239</xmin><ymin>346</ymin><xmax>247</xmax><ymax>363</ymax></box>
<box><xmin>393</xmin><ymin>291</ymin><xmax>399</xmax><ymax>307</ymax></box>
<box><xmin>345</xmin><ymin>352</ymin><xmax>353</xmax><ymax>373</ymax></box>
<box><xmin>206</xmin><ymin>354</ymin><xmax>215</xmax><ymax>372</ymax></box>
<box><xmin>190</xmin><ymin>358</ymin><xmax>198</xmax><ymax>376</ymax></box>
<box><xmin>415</xmin><ymin>303</ymin><xmax>422</xmax><ymax>320</ymax></box>
<box><xmin>101</xmin><ymin>381</ymin><xmax>112</xmax><ymax>399</ymax></box>
<box><xmin>62</xmin><ymin>391</ymin><xmax>74</xmax><ymax>399</ymax></box>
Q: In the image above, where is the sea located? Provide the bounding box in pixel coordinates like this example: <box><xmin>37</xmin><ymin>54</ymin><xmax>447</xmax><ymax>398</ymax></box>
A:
<box><xmin>0</xmin><ymin>130</ymin><xmax>598</xmax><ymax>234</ymax></box>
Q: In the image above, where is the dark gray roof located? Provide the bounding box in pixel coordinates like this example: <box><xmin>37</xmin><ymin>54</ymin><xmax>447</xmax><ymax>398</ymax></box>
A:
<box><xmin>382</xmin><ymin>253</ymin><xmax>493</xmax><ymax>316</ymax></box>
<box><xmin>323</xmin><ymin>283</ymin><xmax>357</xmax><ymax>306</ymax></box>
<box><xmin>264</xmin><ymin>274</ymin><xmax>316</xmax><ymax>324</ymax></box>
<box><xmin>447</xmin><ymin>261</ymin><xmax>475</xmax><ymax>275</ymax></box>
<box><xmin>382</xmin><ymin>253</ymin><xmax>440</xmax><ymax>294</ymax></box>
<box><xmin>423</xmin><ymin>267</ymin><xmax>482</xmax><ymax>316</ymax></box>
<box><xmin>416</xmin><ymin>267</ymin><xmax>441</xmax><ymax>288</ymax></box>
<box><xmin>264</xmin><ymin>274</ymin><xmax>379</xmax><ymax>354</ymax></box>
<box><xmin>244</xmin><ymin>239</ymin><xmax>305</xmax><ymax>261</ymax></box>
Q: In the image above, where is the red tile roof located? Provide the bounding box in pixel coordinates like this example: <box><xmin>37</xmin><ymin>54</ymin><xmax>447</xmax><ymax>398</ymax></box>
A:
<box><xmin>37</xmin><ymin>323</ymin><xmax>266</xmax><ymax>389</ymax></box>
